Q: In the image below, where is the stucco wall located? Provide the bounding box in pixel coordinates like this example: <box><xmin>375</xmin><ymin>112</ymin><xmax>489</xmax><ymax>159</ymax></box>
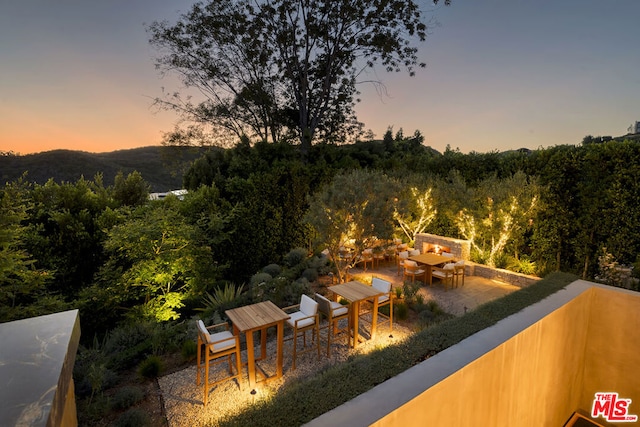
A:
<box><xmin>580</xmin><ymin>287</ymin><xmax>640</xmax><ymax>413</ymax></box>
<box><xmin>305</xmin><ymin>281</ymin><xmax>640</xmax><ymax>427</ymax></box>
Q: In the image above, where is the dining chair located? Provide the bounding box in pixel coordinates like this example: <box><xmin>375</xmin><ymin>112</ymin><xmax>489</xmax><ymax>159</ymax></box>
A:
<box><xmin>403</xmin><ymin>260</ymin><xmax>427</xmax><ymax>284</ymax></box>
<box><xmin>409</xmin><ymin>248</ymin><xmax>420</xmax><ymax>256</ymax></box>
<box><xmin>372</xmin><ymin>247</ymin><xmax>386</xmax><ymax>268</ymax></box>
<box><xmin>366</xmin><ymin>277</ymin><xmax>393</xmax><ymax>331</ymax></box>
<box><xmin>432</xmin><ymin>263</ymin><xmax>455</xmax><ymax>290</ymax></box>
<box><xmin>358</xmin><ymin>248</ymin><xmax>374</xmax><ymax>271</ymax></box>
<box><xmin>396</xmin><ymin>250</ymin><xmax>409</xmax><ymax>276</ymax></box>
<box><xmin>453</xmin><ymin>260</ymin><xmax>466</xmax><ymax>287</ymax></box>
<box><xmin>315</xmin><ymin>293</ymin><xmax>350</xmax><ymax>356</ymax></box>
<box><xmin>196</xmin><ymin>319</ymin><xmax>242</xmax><ymax>407</ymax></box>
<box><xmin>284</xmin><ymin>294</ymin><xmax>320</xmax><ymax>369</ymax></box>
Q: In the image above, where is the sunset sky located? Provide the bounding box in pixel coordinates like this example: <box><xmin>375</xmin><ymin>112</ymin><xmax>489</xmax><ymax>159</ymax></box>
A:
<box><xmin>1</xmin><ymin>0</ymin><xmax>639</xmax><ymax>155</ymax></box>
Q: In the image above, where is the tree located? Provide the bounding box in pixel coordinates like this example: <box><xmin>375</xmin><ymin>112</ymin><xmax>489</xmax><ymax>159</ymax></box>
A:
<box><xmin>394</xmin><ymin>185</ymin><xmax>437</xmax><ymax>244</ymax></box>
<box><xmin>305</xmin><ymin>169</ymin><xmax>399</xmax><ymax>282</ymax></box>
<box><xmin>148</xmin><ymin>0</ymin><xmax>450</xmax><ymax>154</ymax></box>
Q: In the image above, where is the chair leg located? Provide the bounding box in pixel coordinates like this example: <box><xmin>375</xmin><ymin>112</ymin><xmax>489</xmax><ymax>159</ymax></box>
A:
<box><xmin>389</xmin><ymin>298</ymin><xmax>393</xmax><ymax>331</ymax></box>
<box><xmin>292</xmin><ymin>329</ymin><xmax>298</xmax><ymax>370</ymax></box>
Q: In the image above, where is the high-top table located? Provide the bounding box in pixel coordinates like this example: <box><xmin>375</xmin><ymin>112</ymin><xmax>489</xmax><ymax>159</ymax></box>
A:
<box><xmin>328</xmin><ymin>281</ymin><xmax>383</xmax><ymax>348</ymax></box>
<box><xmin>409</xmin><ymin>253</ymin><xmax>454</xmax><ymax>285</ymax></box>
<box><xmin>225</xmin><ymin>300</ymin><xmax>290</xmax><ymax>388</ymax></box>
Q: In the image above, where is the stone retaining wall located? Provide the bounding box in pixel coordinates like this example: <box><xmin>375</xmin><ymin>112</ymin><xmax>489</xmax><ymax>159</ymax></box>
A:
<box><xmin>469</xmin><ymin>263</ymin><xmax>540</xmax><ymax>288</ymax></box>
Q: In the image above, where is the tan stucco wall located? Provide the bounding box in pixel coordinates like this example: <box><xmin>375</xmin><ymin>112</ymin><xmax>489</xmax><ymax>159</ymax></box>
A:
<box><xmin>373</xmin><ymin>288</ymin><xmax>592</xmax><ymax>427</ymax></box>
<box><xmin>580</xmin><ymin>287</ymin><xmax>640</xmax><ymax>414</ymax></box>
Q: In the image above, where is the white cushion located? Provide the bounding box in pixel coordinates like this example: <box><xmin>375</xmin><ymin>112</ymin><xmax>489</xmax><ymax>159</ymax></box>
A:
<box><xmin>377</xmin><ymin>294</ymin><xmax>390</xmax><ymax>303</ymax></box>
<box><xmin>398</xmin><ymin>251</ymin><xmax>409</xmax><ymax>259</ymax></box>
<box><xmin>404</xmin><ymin>260</ymin><xmax>417</xmax><ymax>267</ymax></box>
<box><xmin>300</xmin><ymin>294</ymin><xmax>318</xmax><ymax>316</ymax></box>
<box><xmin>209</xmin><ymin>331</ymin><xmax>237</xmax><ymax>352</ymax></box>
<box><xmin>197</xmin><ymin>320</ymin><xmax>209</xmax><ymax>341</ymax></box>
<box><xmin>455</xmin><ymin>260</ymin><xmax>465</xmax><ymax>266</ymax></box>
<box><xmin>372</xmin><ymin>277</ymin><xmax>391</xmax><ymax>293</ymax></box>
<box><xmin>331</xmin><ymin>302</ymin><xmax>348</xmax><ymax>317</ymax></box>
<box><xmin>444</xmin><ymin>263</ymin><xmax>455</xmax><ymax>270</ymax></box>
<box><xmin>442</xmin><ymin>252</ymin><xmax>454</xmax><ymax>258</ymax></box>
<box><xmin>409</xmin><ymin>249</ymin><xmax>420</xmax><ymax>256</ymax></box>
<box><xmin>287</xmin><ymin>311</ymin><xmax>316</xmax><ymax>329</ymax></box>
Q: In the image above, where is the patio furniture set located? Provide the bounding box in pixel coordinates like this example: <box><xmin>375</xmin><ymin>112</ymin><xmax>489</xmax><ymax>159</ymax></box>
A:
<box><xmin>195</xmin><ymin>278</ymin><xmax>394</xmax><ymax>406</ymax></box>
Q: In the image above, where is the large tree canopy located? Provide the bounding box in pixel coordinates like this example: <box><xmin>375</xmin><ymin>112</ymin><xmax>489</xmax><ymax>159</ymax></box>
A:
<box><xmin>148</xmin><ymin>0</ymin><xmax>450</xmax><ymax>154</ymax></box>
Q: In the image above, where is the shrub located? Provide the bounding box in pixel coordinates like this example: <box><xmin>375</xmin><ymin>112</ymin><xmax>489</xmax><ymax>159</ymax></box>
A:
<box><xmin>181</xmin><ymin>340</ymin><xmax>197</xmax><ymax>361</ymax></box>
<box><xmin>263</xmin><ymin>263</ymin><xmax>282</xmax><ymax>277</ymax></box>
<box><xmin>394</xmin><ymin>302</ymin><xmax>408</xmax><ymax>321</ymax></box>
<box><xmin>508</xmin><ymin>256</ymin><xmax>537</xmax><ymax>275</ymax></box>
<box><xmin>138</xmin><ymin>355</ymin><xmax>163</xmax><ymax>379</ymax></box>
<box><xmin>201</xmin><ymin>282</ymin><xmax>245</xmax><ymax>315</ymax></box>
<box><xmin>114</xmin><ymin>408</ymin><xmax>150</xmax><ymax>427</ymax></box>
<box><xmin>402</xmin><ymin>281</ymin><xmax>421</xmax><ymax>304</ymax></box>
<box><xmin>111</xmin><ymin>386</ymin><xmax>145</xmax><ymax>410</ymax></box>
<box><xmin>250</xmin><ymin>272</ymin><xmax>272</xmax><ymax>287</ymax></box>
<box><xmin>283</xmin><ymin>247</ymin><xmax>308</xmax><ymax>267</ymax></box>
<box><xmin>301</xmin><ymin>267</ymin><xmax>318</xmax><ymax>282</ymax></box>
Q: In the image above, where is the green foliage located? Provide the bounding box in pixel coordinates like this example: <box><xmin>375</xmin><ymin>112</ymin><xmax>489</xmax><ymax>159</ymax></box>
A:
<box><xmin>301</xmin><ymin>268</ymin><xmax>318</xmax><ymax>282</ymax></box>
<box><xmin>113</xmin><ymin>408</ymin><xmax>150</xmax><ymax>427</ymax></box>
<box><xmin>138</xmin><ymin>355</ymin><xmax>163</xmax><ymax>379</ymax></box>
<box><xmin>201</xmin><ymin>282</ymin><xmax>245</xmax><ymax>316</ymax></box>
<box><xmin>263</xmin><ymin>263</ymin><xmax>282</xmax><ymax>277</ymax></box>
<box><xmin>508</xmin><ymin>256</ymin><xmax>537</xmax><ymax>275</ymax></box>
<box><xmin>283</xmin><ymin>247</ymin><xmax>308</xmax><ymax>267</ymax></box>
<box><xmin>113</xmin><ymin>171</ymin><xmax>151</xmax><ymax>207</ymax></box>
<box><xmin>402</xmin><ymin>281</ymin><xmax>421</xmax><ymax>305</ymax></box>
<box><xmin>111</xmin><ymin>386</ymin><xmax>145</xmax><ymax>411</ymax></box>
<box><xmin>181</xmin><ymin>340</ymin><xmax>198</xmax><ymax>361</ymax></box>
<box><xmin>394</xmin><ymin>301</ymin><xmax>409</xmax><ymax>321</ymax></box>
<box><xmin>250</xmin><ymin>272</ymin><xmax>273</xmax><ymax>287</ymax></box>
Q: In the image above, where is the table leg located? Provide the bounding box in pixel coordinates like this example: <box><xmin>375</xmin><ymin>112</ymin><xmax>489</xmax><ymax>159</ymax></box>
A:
<box><xmin>276</xmin><ymin>321</ymin><xmax>284</xmax><ymax>378</ymax></box>
<box><xmin>352</xmin><ymin>301</ymin><xmax>360</xmax><ymax>348</ymax></box>
<box><xmin>427</xmin><ymin>265</ymin><xmax>433</xmax><ymax>286</ymax></box>
<box><xmin>260</xmin><ymin>328</ymin><xmax>267</xmax><ymax>360</ymax></box>
<box><xmin>246</xmin><ymin>330</ymin><xmax>256</xmax><ymax>388</ymax></box>
<box><xmin>370</xmin><ymin>297</ymin><xmax>379</xmax><ymax>340</ymax></box>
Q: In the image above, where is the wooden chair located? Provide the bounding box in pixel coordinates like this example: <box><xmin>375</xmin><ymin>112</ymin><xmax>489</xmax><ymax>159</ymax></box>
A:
<box><xmin>315</xmin><ymin>293</ymin><xmax>350</xmax><ymax>356</ymax></box>
<box><xmin>453</xmin><ymin>260</ymin><xmax>466</xmax><ymax>287</ymax></box>
<box><xmin>284</xmin><ymin>294</ymin><xmax>320</xmax><ymax>369</ymax></box>
<box><xmin>396</xmin><ymin>250</ymin><xmax>409</xmax><ymax>276</ymax></box>
<box><xmin>196</xmin><ymin>320</ymin><xmax>242</xmax><ymax>407</ymax></box>
<box><xmin>358</xmin><ymin>248</ymin><xmax>374</xmax><ymax>271</ymax></box>
<box><xmin>372</xmin><ymin>247</ymin><xmax>386</xmax><ymax>268</ymax></box>
<box><xmin>365</xmin><ymin>277</ymin><xmax>393</xmax><ymax>331</ymax></box>
<box><xmin>403</xmin><ymin>260</ymin><xmax>426</xmax><ymax>283</ymax></box>
<box><xmin>432</xmin><ymin>263</ymin><xmax>455</xmax><ymax>290</ymax></box>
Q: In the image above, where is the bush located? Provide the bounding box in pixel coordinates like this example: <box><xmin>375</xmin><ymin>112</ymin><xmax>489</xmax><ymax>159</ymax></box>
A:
<box><xmin>137</xmin><ymin>355</ymin><xmax>163</xmax><ymax>379</ymax></box>
<box><xmin>394</xmin><ymin>302</ymin><xmax>408</xmax><ymax>321</ymax></box>
<box><xmin>114</xmin><ymin>408</ymin><xmax>150</xmax><ymax>427</ymax></box>
<box><xmin>181</xmin><ymin>340</ymin><xmax>197</xmax><ymax>361</ymax></box>
<box><xmin>283</xmin><ymin>247</ymin><xmax>308</xmax><ymax>267</ymax></box>
<box><xmin>111</xmin><ymin>386</ymin><xmax>145</xmax><ymax>410</ymax></box>
<box><xmin>250</xmin><ymin>272</ymin><xmax>273</xmax><ymax>287</ymax></box>
<box><xmin>301</xmin><ymin>267</ymin><xmax>318</xmax><ymax>282</ymax></box>
<box><xmin>263</xmin><ymin>263</ymin><xmax>282</xmax><ymax>277</ymax></box>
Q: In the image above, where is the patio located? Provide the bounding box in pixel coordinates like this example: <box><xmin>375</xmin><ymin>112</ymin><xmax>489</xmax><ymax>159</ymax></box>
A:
<box><xmin>158</xmin><ymin>267</ymin><xmax>520</xmax><ymax>426</ymax></box>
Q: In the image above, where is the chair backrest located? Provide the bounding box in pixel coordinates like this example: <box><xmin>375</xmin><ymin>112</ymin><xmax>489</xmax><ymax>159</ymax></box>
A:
<box><xmin>442</xmin><ymin>252</ymin><xmax>454</xmax><ymax>258</ymax></box>
<box><xmin>398</xmin><ymin>250</ymin><xmax>409</xmax><ymax>259</ymax></box>
<box><xmin>197</xmin><ymin>320</ymin><xmax>211</xmax><ymax>343</ymax></box>
<box><xmin>409</xmin><ymin>249</ymin><xmax>420</xmax><ymax>256</ymax></box>
<box><xmin>300</xmin><ymin>294</ymin><xmax>318</xmax><ymax>316</ymax></box>
<box><xmin>371</xmin><ymin>277</ymin><xmax>391</xmax><ymax>293</ymax></box>
<box><xmin>314</xmin><ymin>293</ymin><xmax>331</xmax><ymax>316</ymax></box>
<box><xmin>443</xmin><ymin>262</ymin><xmax>455</xmax><ymax>271</ymax></box>
<box><xmin>404</xmin><ymin>259</ymin><xmax>417</xmax><ymax>268</ymax></box>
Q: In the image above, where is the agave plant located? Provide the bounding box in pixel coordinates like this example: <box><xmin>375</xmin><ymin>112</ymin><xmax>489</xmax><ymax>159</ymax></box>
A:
<box><xmin>201</xmin><ymin>282</ymin><xmax>245</xmax><ymax>314</ymax></box>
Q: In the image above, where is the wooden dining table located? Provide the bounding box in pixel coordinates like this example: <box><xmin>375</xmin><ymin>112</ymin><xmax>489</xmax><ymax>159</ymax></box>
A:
<box><xmin>409</xmin><ymin>253</ymin><xmax>454</xmax><ymax>285</ymax></box>
<box><xmin>328</xmin><ymin>281</ymin><xmax>383</xmax><ymax>348</ymax></box>
<box><xmin>225</xmin><ymin>300</ymin><xmax>290</xmax><ymax>388</ymax></box>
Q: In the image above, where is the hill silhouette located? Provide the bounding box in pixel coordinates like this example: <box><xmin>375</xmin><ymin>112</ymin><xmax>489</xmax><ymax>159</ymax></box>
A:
<box><xmin>0</xmin><ymin>146</ymin><xmax>208</xmax><ymax>192</ymax></box>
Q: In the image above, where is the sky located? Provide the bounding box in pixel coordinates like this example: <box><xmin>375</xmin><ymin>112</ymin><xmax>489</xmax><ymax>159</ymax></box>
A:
<box><xmin>1</xmin><ymin>0</ymin><xmax>639</xmax><ymax>155</ymax></box>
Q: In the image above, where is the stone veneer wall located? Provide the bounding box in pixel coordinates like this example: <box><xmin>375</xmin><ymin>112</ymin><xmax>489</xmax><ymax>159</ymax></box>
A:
<box><xmin>414</xmin><ymin>233</ymin><xmax>471</xmax><ymax>261</ymax></box>
<box><xmin>414</xmin><ymin>233</ymin><xmax>539</xmax><ymax>288</ymax></box>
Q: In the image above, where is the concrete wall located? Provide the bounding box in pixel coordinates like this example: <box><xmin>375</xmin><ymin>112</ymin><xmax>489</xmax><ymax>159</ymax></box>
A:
<box><xmin>471</xmin><ymin>263</ymin><xmax>540</xmax><ymax>288</ymax></box>
<box><xmin>305</xmin><ymin>281</ymin><xmax>640</xmax><ymax>427</ymax></box>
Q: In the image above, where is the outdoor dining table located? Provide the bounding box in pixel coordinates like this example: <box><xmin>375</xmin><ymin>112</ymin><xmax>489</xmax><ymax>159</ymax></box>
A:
<box><xmin>409</xmin><ymin>253</ymin><xmax>455</xmax><ymax>285</ymax></box>
<box><xmin>328</xmin><ymin>281</ymin><xmax>383</xmax><ymax>348</ymax></box>
<box><xmin>225</xmin><ymin>300</ymin><xmax>290</xmax><ymax>389</ymax></box>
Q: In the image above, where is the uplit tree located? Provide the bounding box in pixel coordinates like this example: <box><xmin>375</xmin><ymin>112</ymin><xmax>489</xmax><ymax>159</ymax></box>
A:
<box><xmin>394</xmin><ymin>186</ymin><xmax>437</xmax><ymax>244</ymax></box>
<box><xmin>305</xmin><ymin>169</ymin><xmax>399</xmax><ymax>282</ymax></box>
<box><xmin>148</xmin><ymin>0</ymin><xmax>450</xmax><ymax>153</ymax></box>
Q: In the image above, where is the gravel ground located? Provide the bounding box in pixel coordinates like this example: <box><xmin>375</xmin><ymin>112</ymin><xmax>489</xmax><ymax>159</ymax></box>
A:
<box><xmin>158</xmin><ymin>316</ymin><xmax>411</xmax><ymax>427</ymax></box>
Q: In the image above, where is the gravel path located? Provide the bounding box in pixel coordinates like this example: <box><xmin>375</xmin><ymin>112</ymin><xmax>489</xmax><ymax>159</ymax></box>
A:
<box><xmin>159</xmin><ymin>317</ymin><xmax>411</xmax><ymax>427</ymax></box>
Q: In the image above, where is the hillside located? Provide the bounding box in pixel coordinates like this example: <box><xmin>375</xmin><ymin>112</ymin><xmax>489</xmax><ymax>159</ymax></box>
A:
<box><xmin>0</xmin><ymin>146</ymin><xmax>208</xmax><ymax>192</ymax></box>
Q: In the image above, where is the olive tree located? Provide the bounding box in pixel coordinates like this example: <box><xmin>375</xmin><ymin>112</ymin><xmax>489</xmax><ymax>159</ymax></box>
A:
<box><xmin>305</xmin><ymin>169</ymin><xmax>399</xmax><ymax>282</ymax></box>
